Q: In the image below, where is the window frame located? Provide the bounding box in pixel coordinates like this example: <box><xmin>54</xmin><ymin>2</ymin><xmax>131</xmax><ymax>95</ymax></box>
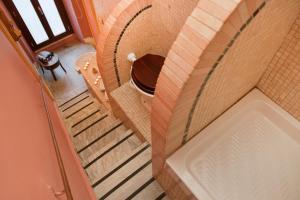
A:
<box><xmin>4</xmin><ymin>0</ymin><xmax>73</xmax><ymax>51</ymax></box>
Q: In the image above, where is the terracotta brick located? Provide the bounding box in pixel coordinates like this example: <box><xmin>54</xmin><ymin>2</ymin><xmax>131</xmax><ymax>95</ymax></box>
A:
<box><xmin>192</xmin><ymin>7</ymin><xmax>224</xmax><ymax>31</ymax></box>
<box><xmin>160</xmin><ymin>68</ymin><xmax>185</xmax><ymax>90</ymax></box>
<box><xmin>205</xmin><ymin>30</ymin><xmax>231</xmax><ymax>52</ymax></box>
<box><xmin>210</xmin><ymin>0</ymin><xmax>238</xmax><ymax>11</ymax></box>
<box><xmin>197</xmin><ymin>0</ymin><xmax>231</xmax><ymax>21</ymax></box>
<box><xmin>156</xmin><ymin>74</ymin><xmax>181</xmax><ymax>105</ymax></box>
<box><xmin>228</xmin><ymin>8</ymin><xmax>243</xmax><ymax>29</ymax></box>
<box><xmin>163</xmin><ymin>57</ymin><xmax>191</xmax><ymax>80</ymax></box>
<box><xmin>221</xmin><ymin>21</ymin><xmax>238</xmax><ymax>37</ymax></box>
<box><xmin>186</xmin><ymin>16</ymin><xmax>216</xmax><ymax>40</ymax></box>
<box><xmin>151</xmin><ymin>98</ymin><xmax>173</xmax><ymax>131</ymax></box>
<box><xmin>181</xmin><ymin>24</ymin><xmax>210</xmax><ymax>50</ymax></box>
<box><xmin>172</xmin><ymin>42</ymin><xmax>199</xmax><ymax>68</ymax></box>
<box><xmin>246</xmin><ymin>0</ymin><xmax>258</xmax><ymax>14</ymax></box>
<box><xmin>256</xmin><ymin>0</ymin><xmax>265</xmax><ymax>7</ymax></box>
<box><xmin>238</xmin><ymin>0</ymin><xmax>250</xmax><ymax>23</ymax></box>
<box><xmin>176</xmin><ymin>33</ymin><xmax>204</xmax><ymax>58</ymax></box>
<box><xmin>196</xmin><ymin>56</ymin><xmax>218</xmax><ymax>69</ymax></box>
<box><xmin>168</xmin><ymin>50</ymin><xmax>195</xmax><ymax>73</ymax></box>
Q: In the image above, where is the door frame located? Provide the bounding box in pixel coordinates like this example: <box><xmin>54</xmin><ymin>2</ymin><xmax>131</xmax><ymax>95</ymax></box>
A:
<box><xmin>4</xmin><ymin>0</ymin><xmax>73</xmax><ymax>51</ymax></box>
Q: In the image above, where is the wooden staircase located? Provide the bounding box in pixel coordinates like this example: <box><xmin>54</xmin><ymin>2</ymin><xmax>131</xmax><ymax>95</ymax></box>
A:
<box><xmin>58</xmin><ymin>90</ymin><xmax>167</xmax><ymax>200</ymax></box>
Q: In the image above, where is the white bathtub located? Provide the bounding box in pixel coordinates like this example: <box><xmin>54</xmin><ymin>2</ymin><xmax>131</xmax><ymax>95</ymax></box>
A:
<box><xmin>167</xmin><ymin>89</ymin><xmax>300</xmax><ymax>200</ymax></box>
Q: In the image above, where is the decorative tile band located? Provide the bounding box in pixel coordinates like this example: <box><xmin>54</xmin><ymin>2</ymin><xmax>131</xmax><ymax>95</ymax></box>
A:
<box><xmin>113</xmin><ymin>5</ymin><xmax>153</xmax><ymax>87</ymax></box>
<box><xmin>182</xmin><ymin>1</ymin><xmax>267</xmax><ymax>144</ymax></box>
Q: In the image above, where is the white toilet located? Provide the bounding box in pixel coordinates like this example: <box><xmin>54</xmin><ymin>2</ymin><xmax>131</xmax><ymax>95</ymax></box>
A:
<box><xmin>127</xmin><ymin>53</ymin><xmax>165</xmax><ymax>111</ymax></box>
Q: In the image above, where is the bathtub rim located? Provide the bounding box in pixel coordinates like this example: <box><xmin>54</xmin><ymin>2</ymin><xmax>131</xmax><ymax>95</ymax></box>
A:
<box><xmin>167</xmin><ymin>88</ymin><xmax>300</xmax><ymax>200</ymax></box>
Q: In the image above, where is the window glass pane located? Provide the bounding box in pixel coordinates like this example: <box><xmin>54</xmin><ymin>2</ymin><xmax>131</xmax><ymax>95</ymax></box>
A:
<box><xmin>12</xmin><ymin>0</ymin><xmax>48</xmax><ymax>44</ymax></box>
<box><xmin>38</xmin><ymin>0</ymin><xmax>66</xmax><ymax>36</ymax></box>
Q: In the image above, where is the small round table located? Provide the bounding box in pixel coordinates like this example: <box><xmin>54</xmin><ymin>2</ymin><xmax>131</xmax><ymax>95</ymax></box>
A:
<box><xmin>38</xmin><ymin>51</ymin><xmax>66</xmax><ymax>81</ymax></box>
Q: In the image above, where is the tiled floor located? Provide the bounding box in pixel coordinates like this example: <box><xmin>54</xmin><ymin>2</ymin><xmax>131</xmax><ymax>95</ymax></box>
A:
<box><xmin>43</xmin><ymin>42</ymin><xmax>167</xmax><ymax>199</ymax></box>
<box><xmin>40</xmin><ymin>42</ymin><xmax>95</xmax><ymax>105</ymax></box>
<box><xmin>58</xmin><ymin>91</ymin><xmax>167</xmax><ymax>200</ymax></box>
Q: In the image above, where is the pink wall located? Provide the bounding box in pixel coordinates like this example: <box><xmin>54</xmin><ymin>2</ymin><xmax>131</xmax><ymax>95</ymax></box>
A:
<box><xmin>62</xmin><ymin>0</ymin><xmax>92</xmax><ymax>41</ymax></box>
<box><xmin>0</xmin><ymin>27</ymin><xmax>95</xmax><ymax>200</ymax></box>
<box><xmin>70</xmin><ymin>0</ymin><xmax>92</xmax><ymax>38</ymax></box>
<box><xmin>63</xmin><ymin>0</ymin><xmax>84</xmax><ymax>41</ymax></box>
<box><xmin>81</xmin><ymin>0</ymin><xmax>99</xmax><ymax>41</ymax></box>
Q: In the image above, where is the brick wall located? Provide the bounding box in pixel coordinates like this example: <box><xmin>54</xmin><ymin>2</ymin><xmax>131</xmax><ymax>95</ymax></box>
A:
<box><xmin>258</xmin><ymin>14</ymin><xmax>300</xmax><ymax>121</ymax></box>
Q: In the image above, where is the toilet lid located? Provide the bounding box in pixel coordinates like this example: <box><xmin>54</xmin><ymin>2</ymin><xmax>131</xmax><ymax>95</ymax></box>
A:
<box><xmin>131</xmin><ymin>54</ymin><xmax>165</xmax><ymax>95</ymax></box>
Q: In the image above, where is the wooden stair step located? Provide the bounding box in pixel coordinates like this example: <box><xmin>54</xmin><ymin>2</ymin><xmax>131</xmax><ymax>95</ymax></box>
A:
<box><xmin>102</xmin><ymin>161</ymin><xmax>153</xmax><ymax>200</ymax></box>
<box><xmin>156</xmin><ymin>193</ymin><xmax>169</xmax><ymax>200</ymax></box>
<box><xmin>58</xmin><ymin>89</ymin><xmax>88</xmax><ymax>109</ymax></box>
<box><xmin>60</xmin><ymin>94</ymin><xmax>90</xmax><ymax>112</ymax></box>
<box><xmin>85</xmin><ymin>133</ymin><xmax>142</xmax><ymax>184</ymax></box>
<box><xmin>57</xmin><ymin>91</ymin><xmax>168</xmax><ymax>199</ymax></box>
<box><xmin>91</xmin><ymin>142</ymin><xmax>150</xmax><ymax>187</ymax></box>
<box><xmin>79</xmin><ymin>127</ymin><xmax>132</xmax><ymax>166</ymax></box>
<box><xmin>71</xmin><ymin>112</ymin><xmax>109</xmax><ymax>136</ymax></box>
<box><xmin>82</xmin><ymin>129</ymin><xmax>134</xmax><ymax>169</ymax></box>
<box><xmin>73</xmin><ymin>117</ymin><xmax>123</xmax><ymax>151</ymax></box>
<box><xmin>131</xmin><ymin>179</ymin><xmax>165</xmax><ymax>200</ymax></box>
<box><xmin>93</xmin><ymin>144</ymin><xmax>151</xmax><ymax>199</ymax></box>
<box><xmin>64</xmin><ymin>104</ymin><xmax>99</xmax><ymax>131</ymax></box>
<box><xmin>71</xmin><ymin>109</ymin><xmax>101</xmax><ymax>128</ymax></box>
<box><xmin>66</xmin><ymin>102</ymin><xmax>106</xmax><ymax>128</ymax></box>
<box><xmin>72</xmin><ymin>98</ymin><xmax>108</xmax><ymax>127</ymax></box>
<box><xmin>62</xmin><ymin>96</ymin><xmax>94</xmax><ymax>119</ymax></box>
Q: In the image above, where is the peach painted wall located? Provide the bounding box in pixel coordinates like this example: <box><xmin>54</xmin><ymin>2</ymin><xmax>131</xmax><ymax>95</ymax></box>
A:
<box><xmin>70</xmin><ymin>0</ymin><xmax>92</xmax><ymax>38</ymax></box>
<box><xmin>0</xmin><ymin>27</ymin><xmax>95</xmax><ymax>199</ymax></box>
<box><xmin>81</xmin><ymin>0</ymin><xmax>99</xmax><ymax>41</ymax></box>
<box><xmin>62</xmin><ymin>0</ymin><xmax>93</xmax><ymax>41</ymax></box>
<box><xmin>63</xmin><ymin>0</ymin><xmax>84</xmax><ymax>41</ymax></box>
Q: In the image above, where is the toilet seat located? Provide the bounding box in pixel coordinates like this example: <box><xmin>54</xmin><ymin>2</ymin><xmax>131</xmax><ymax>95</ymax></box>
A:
<box><xmin>131</xmin><ymin>54</ymin><xmax>165</xmax><ymax>96</ymax></box>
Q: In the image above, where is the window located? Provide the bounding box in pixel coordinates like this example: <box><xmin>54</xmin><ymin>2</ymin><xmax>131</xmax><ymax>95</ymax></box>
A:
<box><xmin>4</xmin><ymin>0</ymin><xmax>73</xmax><ymax>51</ymax></box>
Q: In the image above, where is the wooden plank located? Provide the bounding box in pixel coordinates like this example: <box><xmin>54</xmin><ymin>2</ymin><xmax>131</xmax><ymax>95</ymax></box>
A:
<box><xmin>64</xmin><ymin>103</ymin><xmax>99</xmax><ymax>130</ymax></box>
<box><xmin>71</xmin><ymin>109</ymin><xmax>101</xmax><ymax>128</ymax></box>
<box><xmin>61</xmin><ymin>95</ymin><xmax>90</xmax><ymax>112</ymax></box>
<box><xmin>85</xmin><ymin>133</ymin><xmax>143</xmax><ymax>184</ymax></box>
<box><xmin>59</xmin><ymin>90</ymin><xmax>89</xmax><ymax>110</ymax></box>
<box><xmin>131</xmin><ymin>178</ymin><xmax>165</xmax><ymax>200</ymax></box>
<box><xmin>58</xmin><ymin>90</ymin><xmax>87</xmax><ymax>108</ymax></box>
<box><xmin>65</xmin><ymin>101</ymin><xmax>106</xmax><ymax>128</ymax></box>
<box><xmin>76</xmin><ymin>120</ymin><xmax>124</xmax><ymax>153</ymax></box>
<box><xmin>93</xmin><ymin>145</ymin><xmax>152</xmax><ymax>198</ymax></box>
<box><xmin>83</xmin><ymin>129</ymin><xmax>134</xmax><ymax>169</ymax></box>
<box><xmin>92</xmin><ymin>142</ymin><xmax>150</xmax><ymax>187</ymax></box>
<box><xmin>72</xmin><ymin>112</ymin><xmax>108</xmax><ymax>136</ymax></box>
<box><xmin>62</xmin><ymin>96</ymin><xmax>94</xmax><ymax>118</ymax></box>
<box><xmin>72</xmin><ymin>115</ymin><xmax>121</xmax><ymax>147</ymax></box>
<box><xmin>104</xmin><ymin>162</ymin><xmax>153</xmax><ymax>200</ymax></box>
<box><xmin>161</xmin><ymin>194</ymin><xmax>170</xmax><ymax>200</ymax></box>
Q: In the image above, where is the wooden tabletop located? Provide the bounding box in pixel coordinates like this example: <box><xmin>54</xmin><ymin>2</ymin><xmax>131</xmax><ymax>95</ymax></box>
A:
<box><xmin>38</xmin><ymin>51</ymin><xmax>59</xmax><ymax>68</ymax></box>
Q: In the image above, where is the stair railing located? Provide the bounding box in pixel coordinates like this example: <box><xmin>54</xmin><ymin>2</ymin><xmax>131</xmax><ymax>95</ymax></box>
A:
<box><xmin>39</xmin><ymin>78</ymin><xmax>73</xmax><ymax>200</ymax></box>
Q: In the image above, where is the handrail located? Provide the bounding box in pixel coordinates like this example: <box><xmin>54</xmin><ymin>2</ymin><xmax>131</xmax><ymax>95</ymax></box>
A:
<box><xmin>39</xmin><ymin>78</ymin><xmax>73</xmax><ymax>200</ymax></box>
<box><xmin>1</xmin><ymin>12</ymin><xmax>71</xmax><ymax>199</ymax></box>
